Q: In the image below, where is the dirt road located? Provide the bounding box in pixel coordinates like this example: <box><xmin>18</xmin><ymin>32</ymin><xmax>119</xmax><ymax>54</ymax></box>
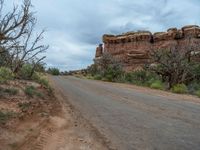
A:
<box><xmin>51</xmin><ymin>76</ymin><xmax>200</xmax><ymax>150</ymax></box>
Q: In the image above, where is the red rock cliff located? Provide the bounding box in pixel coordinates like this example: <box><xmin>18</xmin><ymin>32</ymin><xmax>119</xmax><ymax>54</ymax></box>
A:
<box><xmin>95</xmin><ymin>25</ymin><xmax>200</xmax><ymax>71</ymax></box>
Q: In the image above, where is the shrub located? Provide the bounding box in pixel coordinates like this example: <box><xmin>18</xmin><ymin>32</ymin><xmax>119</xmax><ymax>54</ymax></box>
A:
<box><xmin>150</xmin><ymin>80</ymin><xmax>164</xmax><ymax>90</ymax></box>
<box><xmin>187</xmin><ymin>82</ymin><xmax>200</xmax><ymax>94</ymax></box>
<box><xmin>195</xmin><ymin>90</ymin><xmax>200</xmax><ymax>98</ymax></box>
<box><xmin>103</xmin><ymin>65</ymin><xmax>124</xmax><ymax>82</ymax></box>
<box><xmin>124</xmin><ymin>72</ymin><xmax>134</xmax><ymax>82</ymax></box>
<box><xmin>31</xmin><ymin>72</ymin><xmax>52</xmax><ymax>93</ymax></box>
<box><xmin>0</xmin><ymin>111</ymin><xmax>16</xmax><ymax>125</ymax></box>
<box><xmin>38</xmin><ymin>78</ymin><xmax>49</xmax><ymax>88</ymax></box>
<box><xmin>0</xmin><ymin>67</ymin><xmax>14</xmax><ymax>83</ymax></box>
<box><xmin>24</xmin><ymin>85</ymin><xmax>45</xmax><ymax>98</ymax></box>
<box><xmin>171</xmin><ymin>84</ymin><xmax>188</xmax><ymax>94</ymax></box>
<box><xmin>18</xmin><ymin>102</ymin><xmax>31</xmax><ymax>112</ymax></box>
<box><xmin>87</xmin><ymin>64</ymin><xmax>99</xmax><ymax>76</ymax></box>
<box><xmin>19</xmin><ymin>64</ymin><xmax>33</xmax><ymax>80</ymax></box>
<box><xmin>31</xmin><ymin>72</ymin><xmax>40</xmax><ymax>81</ymax></box>
<box><xmin>104</xmin><ymin>74</ymin><xmax>113</xmax><ymax>82</ymax></box>
<box><xmin>48</xmin><ymin>68</ymin><xmax>60</xmax><ymax>75</ymax></box>
<box><xmin>125</xmin><ymin>70</ymin><xmax>160</xmax><ymax>86</ymax></box>
<box><xmin>4</xmin><ymin>88</ymin><xmax>18</xmax><ymax>95</ymax></box>
<box><xmin>94</xmin><ymin>74</ymin><xmax>102</xmax><ymax>80</ymax></box>
<box><xmin>24</xmin><ymin>86</ymin><xmax>36</xmax><ymax>97</ymax></box>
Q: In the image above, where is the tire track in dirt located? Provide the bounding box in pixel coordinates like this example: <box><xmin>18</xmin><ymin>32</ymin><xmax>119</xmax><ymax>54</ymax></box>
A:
<box><xmin>15</xmin><ymin>76</ymin><xmax>109</xmax><ymax>150</ymax></box>
<box><xmin>31</xmin><ymin>126</ymin><xmax>55</xmax><ymax>150</ymax></box>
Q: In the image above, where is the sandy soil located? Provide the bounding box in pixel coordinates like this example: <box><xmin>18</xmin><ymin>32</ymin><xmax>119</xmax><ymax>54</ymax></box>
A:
<box><xmin>0</xmin><ymin>79</ymin><xmax>108</xmax><ymax>150</ymax></box>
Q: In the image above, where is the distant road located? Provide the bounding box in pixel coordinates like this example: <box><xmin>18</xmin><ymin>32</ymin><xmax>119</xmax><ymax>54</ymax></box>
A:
<box><xmin>51</xmin><ymin>76</ymin><xmax>200</xmax><ymax>150</ymax></box>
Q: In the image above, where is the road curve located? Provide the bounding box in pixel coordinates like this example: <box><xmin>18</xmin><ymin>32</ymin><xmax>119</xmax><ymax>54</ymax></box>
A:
<box><xmin>51</xmin><ymin>76</ymin><xmax>200</xmax><ymax>150</ymax></box>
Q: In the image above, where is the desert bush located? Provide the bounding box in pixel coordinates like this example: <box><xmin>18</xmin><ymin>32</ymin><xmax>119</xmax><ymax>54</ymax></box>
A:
<box><xmin>171</xmin><ymin>84</ymin><xmax>188</xmax><ymax>94</ymax></box>
<box><xmin>195</xmin><ymin>90</ymin><xmax>200</xmax><ymax>98</ymax></box>
<box><xmin>31</xmin><ymin>72</ymin><xmax>41</xmax><ymax>81</ymax></box>
<box><xmin>187</xmin><ymin>82</ymin><xmax>200</xmax><ymax>94</ymax></box>
<box><xmin>24</xmin><ymin>85</ymin><xmax>45</xmax><ymax>98</ymax></box>
<box><xmin>87</xmin><ymin>64</ymin><xmax>99</xmax><ymax>76</ymax></box>
<box><xmin>0</xmin><ymin>67</ymin><xmax>14</xmax><ymax>83</ymax></box>
<box><xmin>103</xmin><ymin>65</ymin><xmax>124</xmax><ymax>82</ymax></box>
<box><xmin>150</xmin><ymin>80</ymin><xmax>164</xmax><ymax>90</ymax></box>
<box><xmin>48</xmin><ymin>68</ymin><xmax>60</xmax><ymax>75</ymax></box>
<box><xmin>38</xmin><ymin>78</ymin><xmax>49</xmax><ymax>88</ymax></box>
<box><xmin>18</xmin><ymin>102</ymin><xmax>31</xmax><ymax>112</ymax></box>
<box><xmin>0</xmin><ymin>111</ymin><xmax>16</xmax><ymax>125</ymax></box>
<box><xmin>104</xmin><ymin>74</ymin><xmax>113</xmax><ymax>82</ymax></box>
<box><xmin>150</xmin><ymin>43</ymin><xmax>200</xmax><ymax>89</ymax></box>
<box><xmin>4</xmin><ymin>88</ymin><xmax>18</xmax><ymax>95</ymax></box>
<box><xmin>24</xmin><ymin>86</ymin><xmax>36</xmax><ymax>97</ymax></box>
<box><xmin>125</xmin><ymin>70</ymin><xmax>159</xmax><ymax>86</ymax></box>
<box><xmin>18</xmin><ymin>64</ymin><xmax>33</xmax><ymax>80</ymax></box>
<box><xmin>94</xmin><ymin>74</ymin><xmax>102</xmax><ymax>80</ymax></box>
<box><xmin>32</xmin><ymin>72</ymin><xmax>52</xmax><ymax>93</ymax></box>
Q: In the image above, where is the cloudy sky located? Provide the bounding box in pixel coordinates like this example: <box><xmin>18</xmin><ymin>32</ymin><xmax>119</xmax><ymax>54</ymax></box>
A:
<box><xmin>7</xmin><ymin>0</ymin><xmax>200</xmax><ymax>71</ymax></box>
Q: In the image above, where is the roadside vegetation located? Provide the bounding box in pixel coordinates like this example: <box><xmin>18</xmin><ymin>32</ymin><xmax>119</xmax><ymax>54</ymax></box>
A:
<box><xmin>47</xmin><ymin>67</ymin><xmax>60</xmax><ymax>75</ymax></box>
<box><xmin>0</xmin><ymin>1</ymin><xmax>62</xmax><ymax>148</ymax></box>
<box><xmin>86</xmin><ymin>42</ymin><xmax>200</xmax><ymax>97</ymax></box>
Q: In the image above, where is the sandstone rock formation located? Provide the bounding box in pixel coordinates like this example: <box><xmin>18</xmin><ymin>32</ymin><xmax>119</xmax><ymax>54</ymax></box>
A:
<box><xmin>95</xmin><ymin>25</ymin><xmax>200</xmax><ymax>71</ymax></box>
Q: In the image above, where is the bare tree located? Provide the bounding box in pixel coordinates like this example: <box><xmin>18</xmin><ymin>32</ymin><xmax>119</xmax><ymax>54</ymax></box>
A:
<box><xmin>0</xmin><ymin>0</ymin><xmax>33</xmax><ymax>44</ymax></box>
<box><xmin>149</xmin><ymin>38</ymin><xmax>200</xmax><ymax>89</ymax></box>
<box><xmin>11</xmin><ymin>20</ymin><xmax>48</xmax><ymax>74</ymax></box>
<box><xmin>0</xmin><ymin>0</ymin><xmax>48</xmax><ymax>77</ymax></box>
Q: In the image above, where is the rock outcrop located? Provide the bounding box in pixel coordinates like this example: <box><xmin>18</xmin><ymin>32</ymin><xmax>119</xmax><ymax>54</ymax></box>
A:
<box><xmin>95</xmin><ymin>25</ymin><xmax>200</xmax><ymax>71</ymax></box>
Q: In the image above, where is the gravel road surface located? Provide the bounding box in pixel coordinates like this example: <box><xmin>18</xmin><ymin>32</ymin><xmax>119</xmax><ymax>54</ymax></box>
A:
<box><xmin>51</xmin><ymin>76</ymin><xmax>200</xmax><ymax>150</ymax></box>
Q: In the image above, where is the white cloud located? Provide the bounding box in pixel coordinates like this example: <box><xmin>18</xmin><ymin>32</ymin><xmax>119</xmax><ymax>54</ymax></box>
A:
<box><xmin>5</xmin><ymin>0</ymin><xmax>200</xmax><ymax>71</ymax></box>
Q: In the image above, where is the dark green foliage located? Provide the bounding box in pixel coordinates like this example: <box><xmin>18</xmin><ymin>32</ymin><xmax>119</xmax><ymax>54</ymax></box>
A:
<box><xmin>103</xmin><ymin>65</ymin><xmax>124</xmax><ymax>82</ymax></box>
<box><xmin>88</xmin><ymin>53</ymin><xmax>124</xmax><ymax>82</ymax></box>
<box><xmin>195</xmin><ymin>90</ymin><xmax>200</xmax><ymax>98</ymax></box>
<box><xmin>0</xmin><ymin>111</ymin><xmax>16</xmax><ymax>125</ymax></box>
<box><xmin>4</xmin><ymin>88</ymin><xmax>18</xmax><ymax>95</ymax></box>
<box><xmin>18</xmin><ymin>102</ymin><xmax>31</xmax><ymax>112</ymax></box>
<box><xmin>124</xmin><ymin>70</ymin><xmax>160</xmax><ymax>86</ymax></box>
<box><xmin>47</xmin><ymin>68</ymin><xmax>60</xmax><ymax>75</ymax></box>
<box><xmin>93</xmin><ymin>75</ymin><xmax>102</xmax><ymax>80</ymax></box>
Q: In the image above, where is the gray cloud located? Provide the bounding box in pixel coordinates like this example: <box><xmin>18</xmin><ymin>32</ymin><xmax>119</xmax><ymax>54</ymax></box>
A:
<box><xmin>6</xmin><ymin>0</ymin><xmax>200</xmax><ymax>70</ymax></box>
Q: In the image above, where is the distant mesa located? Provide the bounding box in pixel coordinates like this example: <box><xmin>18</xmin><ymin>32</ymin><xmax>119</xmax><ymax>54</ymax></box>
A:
<box><xmin>95</xmin><ymin>25</ymin><xmax>200</xmax><ymax>71</ymax></box>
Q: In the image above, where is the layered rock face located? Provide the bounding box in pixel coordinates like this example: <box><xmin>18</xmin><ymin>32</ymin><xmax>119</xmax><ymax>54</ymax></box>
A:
<box><xmin>95</xmin><ymin>25</ymin><xmax>200</xmax><ymax>71</ymax></box>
